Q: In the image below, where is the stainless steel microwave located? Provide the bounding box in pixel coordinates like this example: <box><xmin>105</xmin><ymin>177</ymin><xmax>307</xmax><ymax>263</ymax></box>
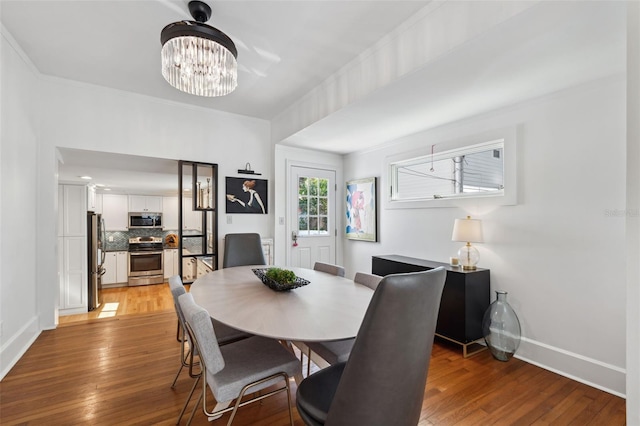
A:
<box><xmin>128</xmin><ymin>213</ymin><xmax>163</xmax><ymax>229</ymax></box>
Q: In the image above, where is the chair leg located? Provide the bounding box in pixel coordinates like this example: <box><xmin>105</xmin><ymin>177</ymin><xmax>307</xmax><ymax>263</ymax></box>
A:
<box><xmin>285</xmin><ymin>378</ymin><xmax>294</xmax><ymax>426</ymax></box>
<box><xmin>171</xmin><ymin>362</ymin><xmax>185</xmax><ymax>389</ymax></box>
<box><xmin>171</xmin><ymin>344</ymin><xmax>191</xmax><ymax>388</ymax></box>
<box><xmin>307</xmin><ymin>347</ymin><xmax>312</xmax><ymax>377</ymax></box>
<box><xmin>176</xmin><ymin>375</ymin><xmax>200</xmax><ymax>425</ymax></box>
<box><xmin>186</xmin><ymin>389</ymin><xmax>203</xmax><ymax>426</ymax></box>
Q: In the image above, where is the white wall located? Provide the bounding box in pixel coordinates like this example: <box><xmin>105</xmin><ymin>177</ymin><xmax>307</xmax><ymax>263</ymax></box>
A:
<box><xmin>626</xmin><ymin>1</ymin><xmax>640</xmax><ymax>421</ymax></box>
<box><xmin>35</xmin><ymin>77</ymin><xmax>272</xmax><ymax>328</ymax></box>
<box><xmin>0</xmin><ymin>27</ymin><xmax>273</xmax><ymax>378</ymax></box>
<box><xmin>0</xmin><ymin>30</ymin><xmax>41</xmax><ymax>378</ymax></box>
<box><xmin>343</xmin><ymin>75</ymin><xmax>627</xmax><ymax>396</ymax></box>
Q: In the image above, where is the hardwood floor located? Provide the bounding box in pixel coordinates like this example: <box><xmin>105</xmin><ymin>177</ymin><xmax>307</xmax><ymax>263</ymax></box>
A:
<box><xmin>58</xmin><ymin>283</ymin><xmax>178</xmax><ymax>325</ymax></box>
<box><xmin>1</xmin><ymin>284</ymin><xmax>626</xmax><ymax>425</ymax></box>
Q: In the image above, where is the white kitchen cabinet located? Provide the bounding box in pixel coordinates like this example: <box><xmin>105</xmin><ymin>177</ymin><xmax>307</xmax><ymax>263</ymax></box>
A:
<box><xmin>182</xmin><ymin>197</ymin><xmax>202</xmax><ymax>231</ymax></box>
<box><xmin>162</xmin><ymin>196</ymin><xmax>179</xmax><ymax>230</ymax></box>
<box><xmin>103</xmin><ymin>251</ymin><xmax>128</xmax><ymax>285</ymax></box>
<box><xmin>58</xmin><ymin>185</ymin><xmax>89</xmax><ymax>315</ymax></box>
<box><xmin>58</xmin><ymin>189</ymin><xmax>64</xmax><ymax>237</ymax></box>
<box><xmin>164</xmin><ymin>249</ymin><xmax>179</xmax><ymax>279</ymax></box>
<box><xmin>182</xmin><ymin>257</ymin><xmax>197</xmax><ymax>282</ymax></box>
<box><xmin>94</xmin><ymin>193</ymin><xmax>103</xmax><ymax>215</ymax></box>
<box><xmin>102</xmin><ymin>194</ymin><xmax>129</xmax><ymax>231</ymax></box>
<box><xmin>63</xmin><ymin>185</ymin><xmax>87</xmax><ymax>236</ymax></box>
<box><xmin>102</xmin><ymin>252</ymin><xmax>117</xmax><ymax>284</ymax></box>
<box><xmin>60</xmin><ymin>235</ymin><xmax>87</xmax><ymax>312</ymax></box>
<box><xmin>129</xmin><ymin>195</ymin><xmax>162</xmax><ymax>212</ymax></box>
<box><xmin>116</xmin><ymin>251</ymin><xmax>128</xmax><ymax>283</ymax></box>
<box><xmin>87</xmin><ymin>184</ymin><xmax>97</xmax><ymax>212</ymax></box>
<box><xmin>196</xmin><ymin>258</ymin><xmax>212</xmax><ymax>278</ymax></box>
<box><xmin>58</xmin><ymin>236</ymin><xmax>64</xmax><ymax>306</ymax></box>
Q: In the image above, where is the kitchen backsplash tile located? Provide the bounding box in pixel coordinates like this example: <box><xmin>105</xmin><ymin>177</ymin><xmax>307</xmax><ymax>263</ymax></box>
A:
<box><xmin>105</xmin><ymin>229</ymin><xmax>180</xmax><ymax>251</ymax></box>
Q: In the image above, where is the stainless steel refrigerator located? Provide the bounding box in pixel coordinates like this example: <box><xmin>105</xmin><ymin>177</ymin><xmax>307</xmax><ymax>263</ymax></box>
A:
<box><xmin>88</xmin><ymin>212</ymin><xmax>106</xmax><ymax>311</ymax></box>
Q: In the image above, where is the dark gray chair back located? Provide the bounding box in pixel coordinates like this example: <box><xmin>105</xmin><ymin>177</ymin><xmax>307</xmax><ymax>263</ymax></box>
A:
<box><xmin>222</xmin><ymin>233</ymin><xmax>266</xmax><ymax>268</ymax></box>
<box><xmin>325</xmin><ymin>267</ymin><xmax>446</xmax><ymax>425</ymax></box>
<box><xmin>353</xmin><ymin>272</ymin><xmax>382</xmax><ymax>290</ymax></box>
<box><xmin>313</xmin><ymin>262</ymin><xmax>345</xmax><ymax>277</ymax></box>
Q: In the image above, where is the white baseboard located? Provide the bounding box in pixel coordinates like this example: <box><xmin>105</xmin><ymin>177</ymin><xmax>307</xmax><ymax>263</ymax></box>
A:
<box><xmin>58</xmin><ymin>306</ymin><xmax>88</xmax><ymax>316</ymax></box>
<box><xmin>101</xmin><ymin>282</ymin><xmax>128</xmax><ymax>289</ymax></box>
<box><xmin>0</xmin><ymin>316</ymin><xmax>41</xmax><ymax>381</ymax></box>
<box><xmin>516</xmin><ymin>337</ymin><xmax>626</xmax><ymax>398</ymax></box>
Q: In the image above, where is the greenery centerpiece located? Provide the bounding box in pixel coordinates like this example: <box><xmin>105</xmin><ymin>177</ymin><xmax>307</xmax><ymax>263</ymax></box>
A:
<box><xmin>252</xmin><ymin>267</ymin><xmax>310</xmax><ymax>291</ymax></box>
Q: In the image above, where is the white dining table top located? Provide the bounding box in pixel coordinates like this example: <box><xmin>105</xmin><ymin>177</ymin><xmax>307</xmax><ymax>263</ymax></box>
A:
<box><xmin>189</xmin><ymin>265</ymin><xmax>374</xmax><ymax>342</ymax></box>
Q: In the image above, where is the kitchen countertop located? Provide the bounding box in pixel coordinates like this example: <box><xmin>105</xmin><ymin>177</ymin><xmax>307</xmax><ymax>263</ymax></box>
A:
<box><xmin>201</xmin><ymin>257</ymin><xmax>214</xmax><ymax>270</ymax></box>
<box><xmin>106</xmin><ymin>246</ymin><xmax>182</xmax><ymax>251</ymax></box>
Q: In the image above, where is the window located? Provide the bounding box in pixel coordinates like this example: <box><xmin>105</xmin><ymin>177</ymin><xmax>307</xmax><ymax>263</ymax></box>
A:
<box><xmin>391</xmin><ymin>140</ymin><xmax>504</xmax><ymax>201</ymax></box>
<box><xmin>386</xmin><ymin>127</ymin><xmax>517</xmax><ymax>208</ymax></box>
<box><xmin>298</xmin><ymin>177</ymin><xmax>329</xmax><ymax>236</ymax></box>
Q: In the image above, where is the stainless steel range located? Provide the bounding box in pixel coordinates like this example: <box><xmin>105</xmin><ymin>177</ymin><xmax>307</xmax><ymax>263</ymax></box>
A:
<box><xmin>128</xmin><ymin>236</ymin><xmax>164</xmax><ymax>286</ymax></box>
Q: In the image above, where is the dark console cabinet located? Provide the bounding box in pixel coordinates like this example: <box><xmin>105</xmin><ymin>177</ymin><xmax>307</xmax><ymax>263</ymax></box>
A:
<box><xmin>372</xmin><ymin>255</ymin><xmax>490</xmax><ymax>357</ymax></box>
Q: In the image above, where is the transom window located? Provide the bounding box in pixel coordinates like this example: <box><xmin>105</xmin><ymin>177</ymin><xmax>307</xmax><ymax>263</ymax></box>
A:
<box><xmin>390</xmin><ymin>140</ymin><xmax>505</xmax><ymax>201</ymax></box>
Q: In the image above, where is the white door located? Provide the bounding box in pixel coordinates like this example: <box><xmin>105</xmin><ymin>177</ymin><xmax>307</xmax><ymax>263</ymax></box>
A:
<box><xmin>288</xmin><ymin>166</ymin><xmax>336</xmax><ymax>268</ymax></box>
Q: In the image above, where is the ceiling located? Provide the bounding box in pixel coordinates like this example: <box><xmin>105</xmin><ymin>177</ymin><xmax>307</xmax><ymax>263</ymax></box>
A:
<box><xmin>2</xmin><ymin>1</ymin><xmax>626</xmax><ymax>195</ymax></box>
<box><xmin>1</xmin><ymin>0</ymin><xmax>429</xmax><ymax>120</ymax></box>
<box><xmin>57</xmin><ymin>148</ymin><xmax>180</xmax><ymax>196</ymax></box>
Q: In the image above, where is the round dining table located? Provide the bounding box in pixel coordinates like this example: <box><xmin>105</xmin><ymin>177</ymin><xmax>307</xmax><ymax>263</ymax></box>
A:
<box><xmin>189</xmin><ymin>265</ymin><xmax>374</xmax><ymax>342</ymax></box>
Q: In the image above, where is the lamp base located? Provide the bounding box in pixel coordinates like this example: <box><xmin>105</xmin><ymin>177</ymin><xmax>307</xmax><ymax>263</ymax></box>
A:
<box><xmin>457</xmin><ymin>243</ymin><xmax>480</xmax><ymax>271</ymax></box>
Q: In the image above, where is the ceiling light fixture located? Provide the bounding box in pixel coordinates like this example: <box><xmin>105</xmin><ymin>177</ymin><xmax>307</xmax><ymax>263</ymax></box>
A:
<box><xmin>161</xmin><ymin>1</ymin><xmax>238</xmax><ymax>97</ymax></box>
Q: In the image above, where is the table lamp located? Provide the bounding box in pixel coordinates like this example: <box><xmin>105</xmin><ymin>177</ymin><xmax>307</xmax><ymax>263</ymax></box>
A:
<box><xmin>452</xmin><ymin>216</ymin><xmax>484</xmax><ymax>270</ymax></box>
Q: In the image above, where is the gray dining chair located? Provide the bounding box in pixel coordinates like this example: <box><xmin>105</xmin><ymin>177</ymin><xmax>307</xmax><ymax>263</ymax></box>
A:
<box><xmin>296</xmin><ymin>262</ymin><xmax>347</xmax><ymax>374</ymax></box>
<box><xmin>296</xmin><ymin>267</ymin><xmax>447</xmax><ymax>426</ymax></box>
<box><xmin>179</xmin><ymin>292</ymin><xmax>301</xmax><ymax>425</ymax></box>
<box><xmin>168</xmin><ymin>276</ymin><xmax>251</xmax><ymax>422</ymax></box>
<box><xmin>222</xmin><ymin>233</ymin><xmax>266</xmax><ymax>268</ymax></box>
<box><xmin>304</xmin><ymin>272</ymin><xmax>382</xmax><ymax>376</ymax></box>
<box><xmin>312</xmin><ymin>261</ymin><xmax>345</xmax><ymax>277</ymax></box>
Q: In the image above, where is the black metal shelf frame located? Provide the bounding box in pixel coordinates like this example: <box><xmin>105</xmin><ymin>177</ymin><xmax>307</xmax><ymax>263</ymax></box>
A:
<box><xmin>178</xmin><ymin>160</ymin><xmax>218</xmax><ymax>284</ymax></box>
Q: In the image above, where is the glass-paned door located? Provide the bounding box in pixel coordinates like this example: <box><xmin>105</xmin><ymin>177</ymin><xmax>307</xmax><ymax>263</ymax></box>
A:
<box><xmin>289</xmin><ymin>166</ymin><xmax>336</xmax><ymax>268</ymax></box>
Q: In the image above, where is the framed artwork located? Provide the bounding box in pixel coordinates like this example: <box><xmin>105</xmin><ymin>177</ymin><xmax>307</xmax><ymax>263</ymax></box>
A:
<box><xmin>345</xmin><ymin>177</ymin><xmax>377</xmax><ymax>242</ymax></box>
<box><xmin>225</xmin><ymin>177</ymin><xmax>268</xmax><ymax>214</ymax></box>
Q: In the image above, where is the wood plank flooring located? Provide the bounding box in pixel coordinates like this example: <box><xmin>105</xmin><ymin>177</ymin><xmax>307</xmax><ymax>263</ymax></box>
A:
<box><xmin>58</xmin><ymin>284</ymin><xmax>179</xmax><ymax>325</ymax></box>
<box><xmin>1</xmin><ymin>283</ymin><xmax>626</xmax><ymax>425</ymax></box>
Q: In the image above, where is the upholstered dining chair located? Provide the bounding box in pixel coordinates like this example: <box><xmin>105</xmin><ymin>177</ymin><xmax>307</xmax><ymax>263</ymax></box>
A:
<box><xmin>312</xmin><ymin>261</ymin><xmax>345</xmax><ymax>277</ymax></box>
<box><xmin>179</xmin><ymin>292</ymin><xmax>301</xmax><ymax>425</ymax></box>
<box><xmin>296</xmin><ymin>267</ymin><xmax>447</xmax><ymax>426</ymax></box>
<box><xmin>296</xmin><ymin>262</ymin><xmax>348</xmax><ymax>374</ymax></box>
<box><xmin>303</xmin><ymin>272</ymin><xmax>382</xmax><ymax>376</ymax></box>
<box><xmin>222</xmin><ymin>233</ymin><xmax>266</xmax><ymax>268</ymax></box>
<box><xmin>168</xmin><ymin>276</ymin><xmax>251</xmax><ymax>422</ymax></box>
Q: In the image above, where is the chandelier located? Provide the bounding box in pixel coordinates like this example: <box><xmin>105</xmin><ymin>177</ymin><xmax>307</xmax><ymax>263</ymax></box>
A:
<box><xmin>161</xmin><ymin>1</ymin><xmax>237</xmax><ymax>97</ymax></box>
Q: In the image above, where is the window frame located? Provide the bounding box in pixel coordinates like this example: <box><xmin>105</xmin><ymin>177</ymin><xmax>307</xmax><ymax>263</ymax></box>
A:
<box><xmin>385</xmin><ymin>127</ymin><xmax>517</xmax><ymax>209</ymax></box>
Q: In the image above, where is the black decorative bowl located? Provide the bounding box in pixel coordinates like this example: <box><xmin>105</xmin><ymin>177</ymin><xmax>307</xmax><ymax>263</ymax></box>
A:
<box><xmin>252</xmin><ymin>268</ymin><xmax>310</xmax><ymax>292</ymax></box>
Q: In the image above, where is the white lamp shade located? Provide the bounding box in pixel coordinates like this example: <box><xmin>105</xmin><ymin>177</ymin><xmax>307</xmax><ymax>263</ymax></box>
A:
<box><xmin>452</xmin><ymin>216</ymin><xmax>484</xmax><ymax>243</ymax></box>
